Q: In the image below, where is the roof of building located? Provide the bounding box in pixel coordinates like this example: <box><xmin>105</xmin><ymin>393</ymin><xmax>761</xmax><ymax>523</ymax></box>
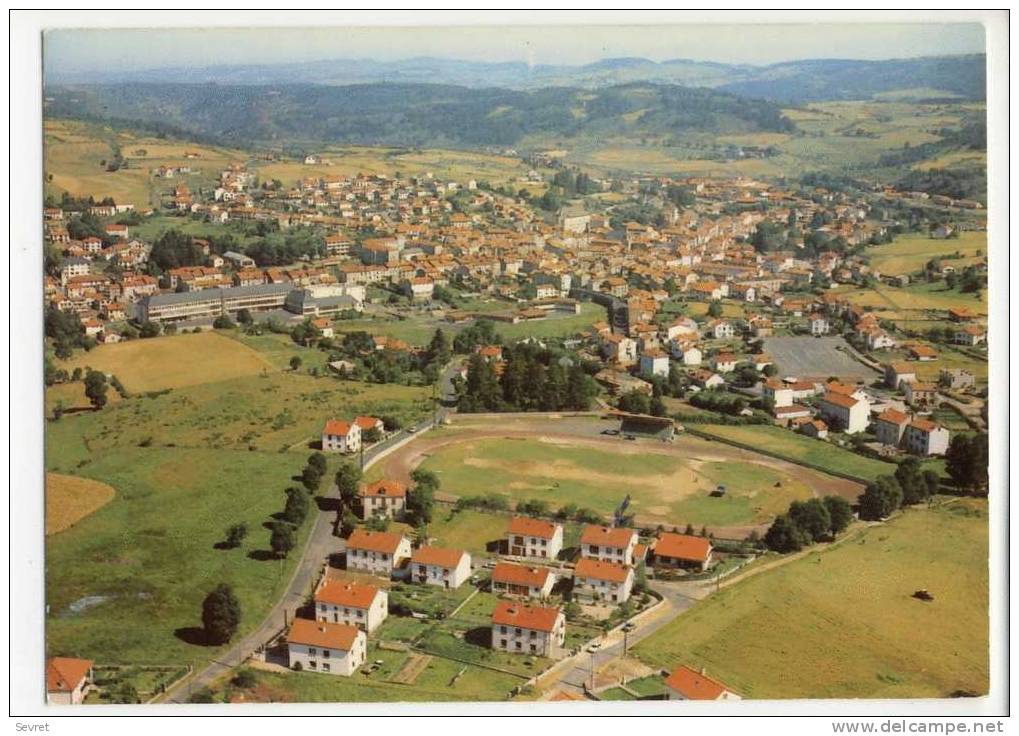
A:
<box><xmin>664</xmin><ymin>665</ymin><xmax>732</xmax><ymax>700</ymax></box>
<box><xmin>360</xmin><ymin>479</ymin><xmax>407</xmax><ymax>498</ymax></box>
<box><xmin>821</xmin><ymin>392</ymin><xmax>860</xmax><ymax>410</ymax></box>
<box><xmin>492</xmin><ymin>562</ymin><xmax>554</xmax><ymax>588</ymax></box>
<box><xmin>46</xmin><ymin>657</ymin><xmax>92</xmax><ymax>692</ymax></box>
<box><xmin>574</xmin><ymin>558</ymin><xmax>632</xmax><ymax>583</ymax></box>
<box><xmin>354</xmin><ymin>415</ymin><xmax>382</xmax><ymax>430</ymax></box>
<box><xmin>143</xmin><ymin>281</ymin><xmax>294</xmax><ymax>308</ymax></box>
<box><xmin>654</xmin><ymin>532</ymin><xmax>712</xmax><ymax>562</ymax></box>
<box><xmin>876</xmin><ymin>408</ymin><xmax>910</xmax><ymax>425</ymax></box>
<box><xmin>287</xmin><ymin>618</ymin><xmax>361</xmax><ymax>651</ymax></box>
<box><xmin>507</xmin><ymin>516</ymin><xmax>560</xmax><ymax>539</ymax></box>
<box><xmin>345</xmin><ymin>528</ymin><xmax>406</xmax><ymax>554</ymax></box>
<box><xmin>315</xmin><ymin>580</ymin><xmax>380</xmax><ymax>609</ymax></box>
<box><xmin>908</xmin><ymin>418</ymin><xmax>943</xmax><ymax>433</ymax></box>
<box><xmin>323</xmin><ymin>419</ymin><xmax>355</xmax><ymax>437</ymax></box>
<box><xmin>491</xmin><ymin>600</ymin><xmax>562</xmax><ymax>632</ymax></box>
<box><xmin>411</xmin><ymin>545</ymin><xmax>467</xmax><ymax>569</ymax></box>
<box><xmin>580</xmin><ymin>525</ymin><xmax>638</xmax><ymax>549</ymax></box>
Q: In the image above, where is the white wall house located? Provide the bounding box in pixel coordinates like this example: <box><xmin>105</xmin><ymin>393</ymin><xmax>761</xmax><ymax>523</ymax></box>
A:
<box><xmin>580</xmin><ymin>525</ymin><xmax>638</xmax><ymax>566</ymax></box>
<box><xmin>491</xmin><ymin>601</ymin><xmax>565</xmax><ymax>657</ymax></box>
<box><xmin>572</xmin><ymin>558</ymin><xmax>634</xmax><ymax>604</ymax></box>
<box><xmin>359</xmin><ymin>479</ymin><xmax>407</xmax><ymax>520</ymax></box>
<box><xmin>322</xmin><ymin>419</ymin><xmax>361</xmax><ymax>453</ymax></box>
<box><xmin>903</xmin><ymin>419</ymin><xmax>950</xmax><ymax>457</ymax></box>
<box><xmin>410</xmin><ymin>546</ymin><xmax>472</xmax><ymax>589</ymax></box>
<box><xmin>314</xmin><ymin>579</ymin><xmax>388</xmax><ymax>633</ymax></box>
<box><xmin>345</xmin><ymin>529</ymin><xmax>412</xmax><ymax>577</ymax></box>
<box><xmin>665</xmin><ymin>665</ymin><xmax>741</xmax><ymax>701</ymax></box>
<box><xmin>46</xmin><ymin>658</ymin><xmax>93</xmax><ymax>705</ymax></box>
<box><xmin>506</xmin><ymin>517</ymin><xmax>564</xmax><ymax>560</ymax></box>
<box><xmin>818</xmin><ymin>392</ymin><xmax>870</xmax><ymax>434</ymax></box>
<box><xmin>491</xmin><ymin>562</ymin><xmax>556</xmax><ymax>600</ymax></box>
<box><xmin>287</xmin><ymin>619</ymin><xmax>367</xmax><ymax>677</ymax></box>
<box><xmin>639</xmin><ymin>349</ymin><xmax>670</xmax><ymax>378</ymax></box>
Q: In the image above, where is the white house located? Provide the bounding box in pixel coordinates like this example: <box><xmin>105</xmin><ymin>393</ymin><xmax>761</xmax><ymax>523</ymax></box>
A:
<box><xmin>506</xmin><ymin>517</ymin><xmax>564</xmax><ymax>560</ymax></box>
<box><xmin>491</xmin><ymin>562</ymin><xmax>556</xmax><ymax>600</ymax></box>
<box><xmin>670</xmin><ymin>339</ymin><xmax>702</xmax><ymax>366</ymax></box>
<box><xmin>46</xmin><ymin>658</ymin><xmax>93</xmax><ymax>705</ymax></box>
<box><xmin>287</xmin><ymin>618</ymin><xmax>367</xmax><ymax>676</ymax></box>
<box><xmin>665</xmin><ymin>665</ymin><xmax>741</xmax><ymax>701</ymax></box>
<box><xmin>818</xmin><ymin>392</ymin><xmax>870</xmax><ymax>434</ymax></box>
<box><xmin>572</xmin><ymin>558</ymin><xmax>634</xmax><ymax>604</ymax></box>
<box><xmin>603</xmin><ymin>334</ymin><xmax>638</xmax><ymax>366</ymax></box>
<box><xmin>580</xmin><ymin>525</ymin><xmax>638</xmax><ymax>566</ymax></box>
<box><xmin>322</xmin><ymin>419</ymin><xmax>361</xmax><ymax>453</ymax></box>
<box><xmin>903</xmin><ymin>418</ymin><xmax>950</xmax><ymax>457</ymax></box>
<box><xmin>874</xmin><ymin>408</ymin><xmax>910</xmax><ymax>447</ymax></box>
<box><xmin>410</xmin><ymin>546</ymin><xmax>472</xmax><ymax>589</ymax></box>
<box><xmin>763</xmin><ymin>378</ymin><xmax>793</xmax><ymax>408</ymax></box>
<box><xmin>639</xmin><ymin>349</ymin><xmax>670</xmax><ymax>378</ymax></box>
<box><xmin>706</xmin><ymin>319</ymin><xmax>736</xmax><ymax>339</ymax></box>
<box><xmin>359</xmin><ymin>479</ymin><xmax>407</xmax><ymax>520</ymax></box>
<box><xmin>808</xmin><ymin>313</ymin><xmax>830</xmax><ymax>335</ymax></box>
<box><xmin>491</xmin><ymin>601</ymin><xmax>565</xmax><ymax>657</ymax></box>
<box><xmin>314</xmin><ymin>579</ymin><xmax>388</xmax><ymax>633</ymax></box>
<box><xmin>345</xmin><ymin>529</ymin><xmax>412</xmax><ymax>578</ymax></box>
<box><xmin>710</xmin><ymin>352</ymin><xmax>739</xmax><ymax>374</ymax></box>
<box><xmin>652</xmin><ymin>532</ymin><xmax>712</xmax><ymax>572</ymax></box>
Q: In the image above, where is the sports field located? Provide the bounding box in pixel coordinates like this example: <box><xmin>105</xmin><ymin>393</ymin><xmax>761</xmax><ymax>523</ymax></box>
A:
<box><xmin>57</xmin><ymin>332</ymin><xmax>275</xmax><ymax>393</ymax></box>
<box><xmin>631</xmin><ymin>499</ymin><xmax>989</xmax><ymax>699</ymax></box>
<box><xmin>417</xmin><ymin>436</ymin><xmax>816</xmax><ymax>528</ymax></box>
<box><xmin>45</xmin><ymin>472</ymin><xmax>116</xmax><ymax>535</ymax></box>
<box><xmin>864</xmin><ymin>231</ymin><xmax>987</xmax><ymax>276</ymax></box>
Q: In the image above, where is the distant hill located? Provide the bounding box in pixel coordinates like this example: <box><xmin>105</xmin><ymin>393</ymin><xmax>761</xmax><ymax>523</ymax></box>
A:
<box><xmin>44</xmin><ymin>81</ymin><xmax>796</xmax><ymax>149</ymax></box>
<box><xmin>46</xmin><ymin>54</ymin><xmax>986</xmax><ymax>103</ymax></box>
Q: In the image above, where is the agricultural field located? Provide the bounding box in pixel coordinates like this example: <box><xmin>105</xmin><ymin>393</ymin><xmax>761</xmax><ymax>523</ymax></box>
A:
<box><xmin>871</xmin><ymin>343</ymin><xmax>988</xmax><ymax>385</ymax></box>
<box><xmin>417</xmin><ymin>436</ymin><xmax>817</xmax><ymax>528</ymax></box>
<box><xmin>690</xmin><ymin>424</ymin><xmax>895</xmax><ymax>482</ymax></box>
<box><xmin>838</xmin><ymin>281</ymin><xmax>987</xmax><ymax>316</ymax></box>
<box><xmin>631</xmin><ymin>499</ymin><xmax>989</xmax><ymax>699</ymax></box>
<box><xmin>56</xmin><ymin>332</ymin><xmax>276</xmax><ymax>393</ymax></box>
<box><xmin>45</xmin><ymin>472</ymin><xmax>116</xmax><ymax>535</ymax></box>
<box><xmin>864</xmin><ymin>231</ymin><xmax>987</xmax><ymax>276</ymax></box>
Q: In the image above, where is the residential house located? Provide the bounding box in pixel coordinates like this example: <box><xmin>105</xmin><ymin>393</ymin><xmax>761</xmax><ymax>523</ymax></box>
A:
<box><xmin>321</xmin><ymin>419</ymin><xmax>361</xmax><ymax>453</ymax></box>
<box><xmin>903</xmin><ymin>418</ymin><xmax>950</xmax><ymax>457</ymax></box>
<box><xmin>603</xmin><ymin>334</ymin><xmax>638</xmax><ymax>366</ymax></box>
<box><xmin>286</xmin><ymin>619</ymin><xmax>367</xmax><ymax>676</ymax></box>
<box><xmin>491</xmin><ymin>562</ymin><xmax>556</xmax><ymax>600</ymax></box>
<box><xmin>874</xmin><ymin>408</ymin><xmax>910</xmax><ymax>447</ymax></box>
<box><xmin>763</xmin><ymin>378</ymin><xmax>793</xmax><ymax>408</ymax></box>
<box><xmin>359</xmin><ymin>479</ymin><xmax>407</xmax><ymax>521</ymax></box>
<box><xmin>705</xmin><ymin>319</ymin><xmax>736</xmax><ymax>339</ymax></box>
<box><xmin>410</xmin><ymin>546</ymin><xmax>472</xmax><ymax>589</ymax></box>
<box><xmin>799</xmin><ymin>419</ymin><xmax>829</xmax><ymax>439</ymax></box>
<box><xmin>314</xmin><ymin>579</ymin><xmax>388</xmax><ymax>633</ymax></box>
<box><xmin>664</xmin><ymin>665</ymin><xmax>741</xmax><ymax>701</ymax></box>
<box><xmin>639</xmin><ymin>349</ymin><xmax>670</xmax><ymax>378</ymax></box>
<box><xmin>808</xmin><ymin>313</ymin><xmax>830</xmax><ymax>335</ymax></box>
<box><xmin>710</xmin><ymin>352</ymin><xmax>738</xmax><ymax>374</ymax></box>
<box><xmin>490</xmin><ymin>601</ymin><xmax>565</xmax><ymax>657</ymax></box>
<box><xmin>884</xmin><ymin>362</ymin><xmax>917</xmax><ymax>390</ymax></box>
<box><xmin>939</xmin><ymin>369</ymin><xmax>975</xmax><ymax>391</ymax></box>
<box><xmin>908</xmin><ymin>344</ymin><xmax>939</xmax><ymax>362</ymax></box>
<box><xmin>904</xmin><ymin>382</ymin><xmax>938</xmax><ymax>409</ymax></box>
<box><xmin>818</xmin><ymin>392</ymin><xmax>870</xmax><ymax>434</ymax></box>
<box><xmin>652</xmin><ymin>533</ymin><xmax>712</xmax><ymax>572</ymax></box>
<box><xmin>572</xmin><ymin>558</ymin><xmax>634</xmax><ymax>604</ymax></box>
<box><xmin>345</xmin><ymin>529</ymin><xmax>412</xmax><ymax>578</ymax></box>
<box><xmin>690</xmin><ymin>369</ymin><xmax>725</xmax><ymax>390</ymax></box>
<box><xmin>953</xmin><ymin>326</ymin><xmax>987</xmax><ymax>346</ymax></box>
<box><xmin>506</xmin><ymin>517</ymin><xmax>564</xmax><ymax>560</ymax></box>
<box><xmin>45</xmin><ymin>657</ymin><xmax>93</xmax><ymax>705</ymax></box>
<box><xmin>580</xmin><ymin>525</ymin><xmax>638</xmax><ymax>566</ymax></box>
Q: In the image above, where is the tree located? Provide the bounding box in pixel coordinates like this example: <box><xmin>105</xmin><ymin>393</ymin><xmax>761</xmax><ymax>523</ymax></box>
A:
<box><xmin>634</xmin><ymin>561</ymin><xmax>649</xmax><ymax>593</ymax></box>
<box><xmin>301</xmin><ymin>465</ymin><xmax>323</xmax><ymax>493</ymax></box>
<box><xmin>706</xmin><ymin>301</ymin><xmax>723</xmax><ymax>318</ymax></box>
<box><xmin>110</xmin><ymin>680</ymin><xmax>141</xmax><ymax>704</ymax></box>
<box><xmin>365</xmin><ymin>513</ymin><xmax>390</xmax><ymax>532</ymax></box>
<box><xmin>945</xmin><ymin>433</ymin><xmax>989</xmax><ymax>494</ymax></box>
<box><xmin>822</xmin><ymin>495</ymin><xmax>853</xmax><ymax>536</ymax></box>
<box><xmin>307</xmin><ymin>452</ymin><xmax>327</xmax><ymax>476</ymax></box>
<box><xmin>407</xmin><ymin>469</ymin><xmax>439</xmax><ymax>525</ymax></box>
<box><xmin>284</xmin><ymin>487</ymin><xmax>310</xmax><ymax>525</ymax></box>
<box><xmin>270</xmin><ymin>522</ymin><xmax>296</xmax><ymax>558</ymax></box>
<box><xmin>426</xmin><ymin>328</ymin><xmax>451</xmax><ymax>366</ymax></box>
<box><xmin>858</xmin><ymin>475</ymin><xmax>903</xmax><ymax>520</ymax></box>
<box><xmin>339</xmin><ymin>509</ymin><xmax>358</xmax><ymax>538</ymax></box>
<box><xmin>289</xmin><ymin>355</ymin><xmax>303</xmax><ymax>371</ymax></box>
<box><xmin>139</xmin><ymin>320</ymin><xmax>161</xmax><ymax>338</ymax></box>
<box><xmin>763</xmin><ymin>514</ymin><xmax>809</xmax><ymax>553</ymax></box>
<box><xmin>895</xmin><ymin>456</ymin><xmax>932</xmax><ymax>506</ymax></box>
<box><xmin>362</xmin><ymin>427</ymin><xmax>383</xmax><ymax>444</ymax></box>
<box><xmin>617</xmin><ymin>390</ymin><xmax>651</xmax><ymax>415</ymax></box>
<box><xmin>649</xmin><ymin>395</ymin><xmax>667</xmax><ymax>417</ymax></box>
<box><xmin>231</xmin><ymin>668</ymin><xmax>257</xmax><ymax>689</ymax></box>
<box><xmin>335</xmin><ymin>463</ymin><xmax>362</xmax><ymax>508</ymax></box>
<box><xmin>201</xmin><ymin>583</ymin><xmax>241</xmax><ymax>644</ymax></box>
<box><xmin>223</xmin><ymin>522</ymin><xmax>248</xmax><ymax>548</ymax></box>
<box><xmin>787</xmin><ymin>498</ymin><xmax>832</xmax><ymax>542</ymax></box>
<box><xmin>83</xmin><ymin>370</ymin><xmax>108</xmax><ymax>410</ymax></box>
<box><xmin>922</xmin><ymin>469</ymin><xmax>941</xmax><ymax>500</ymax></box>
<box><xmin>381</xmin><ymin>415</ymin><xmax>402</xmax><ymax>432</ymax></box>
<box><xmin>236</xmin><ymin>308</ymin><xmax>253</xmax><ymax>325</ymax></box>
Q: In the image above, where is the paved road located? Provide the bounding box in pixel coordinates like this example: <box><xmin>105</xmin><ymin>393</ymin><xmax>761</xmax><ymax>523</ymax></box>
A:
<box><xmin>158</xmin><ymin>422</ymin><xmax>437</xmax><ymax>703</ymax></box>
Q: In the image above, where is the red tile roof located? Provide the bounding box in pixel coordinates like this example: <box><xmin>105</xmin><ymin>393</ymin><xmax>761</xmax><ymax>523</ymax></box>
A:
<box><xmin>580</xmin><ymin>525</ymin><xmax>637</xmax><ymax>549</ymax></box>
<box><xmin>492</xmin><ymin>562</ymin><xmax>553</xmax><ymax>589</ymax></box>
<box><xmin>287</xmin><ymin>618</ymin><xmax>360</xmax><ymax>651</ymax></box>
<box><xmin>411</xmin><ymin>545</ymin><xmax>467</xmax><ymax>569</ymax></box>
<box><xmin>315</xmin><ymin>580</ymin><xmax>379</xmax><ymax>609</ymax></box>
<box><xmin>821</xmin><ymin>392</ymin><xmax>859</xmax><ymax>409</ymax></box>
<box><xmin>574</xmin><ymin>558</ymin><xmax>631</xmax><ymax>583</ymax></box>
<box><xmin>360</xmin><ymin>479</ymin><xmax>407</xmax><ymax>498</ymax></box>
<box><xmin>346</xmin><ymin>529</ymin><xmax>406</xmax><ymax>554</ymax></box>
<box><xmin>664</xmin><ymin>665</ymin><xmax>733</xmax><ymax>700</ymax></box>
<box><xmin>491</xmin><ymin>600</ymin><xmax>562</xmax><ymax>633</ymax></box>
<box><xmin>323</xmin><ymin>419</ymin><xmax>355</xmax><ymax>437</ymax></box>
<box><xmin>354</xmin><ymin>416</ymin><xmax>382</xmax><ymax>430</ymax></box>
<box><xmin>655</xmin><ymin>532</ymin><xmax>712</xmax><ymax>562</ymax></box>
<box><xmin>46</xmin><ymin>657</ymin><xmax>92</xmax><ymax>692</ymax></box>
<box><xmin>876</xmin><ymin>408</ymin><xmax>909</xmax><ymax>425</ymax></box>
<box><xmin>507</xmin><ymin>516</ymin><xmax>559</xmax><ymax>539</ymax></box>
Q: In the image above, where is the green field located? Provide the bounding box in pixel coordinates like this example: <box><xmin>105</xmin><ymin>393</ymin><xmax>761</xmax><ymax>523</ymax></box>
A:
<box><xmin>864</xmin><ymin>232</ymin><xmax>987</xmax><ymax>276</ymax></box>
<box><xmin>631</xmin><ymin>499</ymin><xmax>989</xmax><ymax>699</ymax></box>
<box><xmin>418</xmin><ymin>436</ymin><xmax>816</xmax><ymax>527</ymax></box>
<box><xmin>840</xmin><ymin>281</ymin><xmax>987</xmax><ymax>316</ymax></box>
<box><xmin>426</xmin><ymin>508</ymin><xmax>513</xmax><ymax>557</ymax></box>
<box><xmin>691</xmin><ymin>425</ymin><xmax>895</xmax><ymax>482</ymax></box>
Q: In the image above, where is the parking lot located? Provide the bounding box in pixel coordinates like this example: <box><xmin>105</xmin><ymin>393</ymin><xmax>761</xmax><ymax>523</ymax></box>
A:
<box><xmin>763</xmin><ymin>336</ymin><xmax>880</xmax><ymax>382</ymax></box>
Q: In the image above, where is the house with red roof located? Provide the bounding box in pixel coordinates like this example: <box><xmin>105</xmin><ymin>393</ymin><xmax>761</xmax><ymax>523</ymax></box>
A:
<box><xmin>411</xmin><ymin>546</ymin><xmax>472</xmax><ymax>589</ymax></box>
<box><xmin>491</xmin><ymin>562</ymin><xmax>556</xmax><ymax>600</ymax></box>
<box><xmin>903</xmin><ymin>418</ymin><xmax>950</xmax><ymax>457</ymax></box>
<box><xmin>321</xmin><ymin>418</ymin><xmax>361</xmax><ymax>453</ymax></box>
<box><xmin>664</xmin><ymin>665</ymin><xmax>741</xmax><ymax>701</ymax></box>
<box><xmin>314</xmin><ymin>579</ymin><xmax>388</xmax><ymax>633</ymax></box>
<box><xmin>359</xmin><ymin>479</ymin><xmax>407</xmax><ymax>520</ymax></box>
<box><xmin>580</xmin><ymin>525</ymin><xmax>638</xmax><ymax>566</ymax></box>
<box><xmin>46</xmin><ymin>657</ymin><xmax>93</xmax><ymax>705</ymax></box>
<box><xmin>345</xmin><ymin>529</ymin><xmax>412</xmax><ymax>578</ymax></box>
<box><xmin>286</xmin><ymin>618</ymin><xmax>366</xmax><ymax>676</ymax></box>
<box><xmin>572</xmin><ymin>558</ymin><xmax>634</xmax><ymax>604</ymax></box>
<box><xmin>652</xmin><ymin>532</ymin><xmax>713</xmax><ymax>572</ymax></box>
<box><xmin>490</xmin><ymin>601</ymin><xmax>565</xmax><ymax>657</ymax></box>
<box><xmin>506</xmin><ymin>517</ymin><xmax>563</xmax><ymax>560</ymax></box>
<box><xmin>818</xmin><ymin>391</ymin><xmax>870</xmax><ymax>434</ymax></box>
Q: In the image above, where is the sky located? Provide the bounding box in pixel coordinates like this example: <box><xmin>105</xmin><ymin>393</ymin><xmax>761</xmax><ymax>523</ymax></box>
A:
<box><xmin>44</xmin><ymin>22</ymin><xmax>986</xmax><ymax>76</ymax></box>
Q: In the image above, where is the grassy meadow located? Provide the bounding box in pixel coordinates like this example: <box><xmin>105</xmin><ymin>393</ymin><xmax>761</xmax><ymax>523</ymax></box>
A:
<box><xmin>864</xmin><ymin>231</ymin><xmax>987</xmax><ymax>276</ymax></box>
<box><xmin>631</xmin><ymin>499</ymin><xmax>989</xmax><ymax>699</ymax></box>
<box><xmin>45</xmin><ymin>472</ymin><xmax>116</xmax><ymax>536</ymax></box>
